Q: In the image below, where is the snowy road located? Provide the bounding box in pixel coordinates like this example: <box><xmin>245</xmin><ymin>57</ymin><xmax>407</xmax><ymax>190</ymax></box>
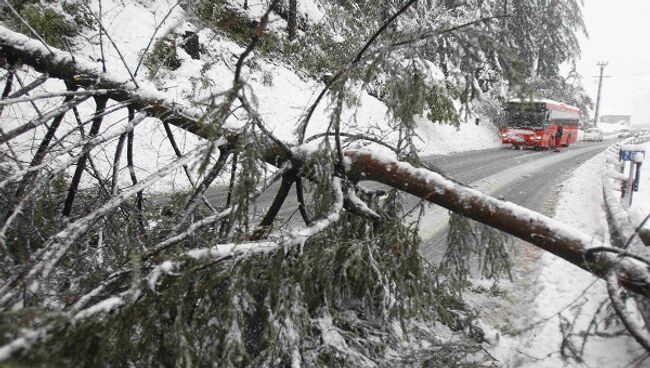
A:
<box><xmin>417</xmin><ymin>141</ymin><xmax>612</xmax><ymax>259</ymax></box>
<box><xmin>205</xmin><ymin>141</ymin><xmax>612</xmax><ymax>244</ymax></box>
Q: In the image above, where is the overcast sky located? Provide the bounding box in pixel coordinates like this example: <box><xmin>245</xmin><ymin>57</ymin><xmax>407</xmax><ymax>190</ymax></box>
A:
<box><xmin>576</xmin><ymin>0</ymin><xmax>650</xmax><ymax>126</ymax></box>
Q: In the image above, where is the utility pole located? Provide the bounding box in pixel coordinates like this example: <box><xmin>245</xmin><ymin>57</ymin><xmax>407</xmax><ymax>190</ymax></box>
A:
<box><xmin>593</xmin><ymin>61</ymin><xmax>608</xmax><ymax>127</ymax></box>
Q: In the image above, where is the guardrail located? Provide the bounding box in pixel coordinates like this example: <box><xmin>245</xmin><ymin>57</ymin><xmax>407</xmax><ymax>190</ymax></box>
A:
<box><xmin>602</xmin><ymin>134</ymin><xmax>650</xmax><ymax>342</ymax></box>
<box><xmin>602</xmin><ymin>134</ymin><xmax>650</xmax><ymax>248</ymax></box>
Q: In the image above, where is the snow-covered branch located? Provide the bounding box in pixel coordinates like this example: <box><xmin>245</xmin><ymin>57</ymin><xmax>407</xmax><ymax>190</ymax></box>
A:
<box><xmin>3</xmin><ymin>19</ymin><xmax>650</xmax><ymax>300</ymax></box>
<box><xmin>0</xmin><ymin>89</ymin><xmax>112</xmax><ymax>107</ymax></box>
<box><xmin>0</xmin><ymin>145</ymin><xmax>209</xmax><ymax>308</ymax></box>
<box><xmin>343</xmin><ymin>149</ymin><xmax>650</xmax><ymax>299</ymax></box>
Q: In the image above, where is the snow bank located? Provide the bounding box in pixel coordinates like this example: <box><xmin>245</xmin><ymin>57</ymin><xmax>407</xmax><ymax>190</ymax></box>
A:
<box><xmin>416</xmin><ymin>117</ymin><xmax>501</xmax><ymax>155</ymax></box>
<box><xmin>515</xmin><ymin>154</ymin><xmax>636</xmax><ymax>367</ymax></box>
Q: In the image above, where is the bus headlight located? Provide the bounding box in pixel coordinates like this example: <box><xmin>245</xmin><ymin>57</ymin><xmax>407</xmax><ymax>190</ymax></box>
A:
<box><xmin>531</xmin><ymin>136</ymin><xmax>542</xmax><ymax>140</ymax></box>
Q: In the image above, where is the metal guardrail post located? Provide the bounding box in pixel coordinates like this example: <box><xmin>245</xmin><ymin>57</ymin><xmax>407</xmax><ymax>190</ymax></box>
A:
<box><xmin>603</xmin><ymin>135</ymin><xmax>650</xmax><ymax>248</ymax></box>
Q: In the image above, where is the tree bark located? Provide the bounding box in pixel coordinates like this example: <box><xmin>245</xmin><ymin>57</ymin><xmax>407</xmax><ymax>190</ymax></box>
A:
<box><xmin>343</xmin><ymin>150</ymin><xmax>650</xmax><ymax>299</ymax></box>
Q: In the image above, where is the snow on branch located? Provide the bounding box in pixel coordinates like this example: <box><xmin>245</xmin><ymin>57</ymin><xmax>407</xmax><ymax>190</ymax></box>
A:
<box><xmin>0</xmin><ymin>89</ymin><xmax>112</xmax><ymax>107</ymax></box>
<box><xmin>149</xmin><ymin>163</ymin><xmax>292</xmax><ymax>257</ymax></box>
<box><xmin>0</xmin><ymin>24</ymin><xmax>216</xmax><ymax>138</ymax></box>
<box><xmin>343</xmin><ymin>149</ymin><xmax>650</xmax><ymax>299</ymax></box>
<box><xmin>0</xmin><ymin>112</ymin><xmax>147</xmax><ymax>192</ymax></box>
<box><xmin>288</xmin><ymin>177</ymin><xmax>344</xmax><ymax>247</ymax></box>
<box><xmin>4</xmin><ymin>22</ymin><xmax>650</xmax><ymax>300</ymax></box>
<box><xmin>0</xmin><ymin>113</ymin><xmax>150</xmax><ymax>251</ymax></box>
<box><xmin>0</xmin><ymin>95</ymin><xmax>89</xmax><ymax>143</ymax></box>
<box><xmin>0</xmin><ymin>144</ymin><xmax>210</xmax><ymax>308</ymax></box>
<box><xmin>0</xmin><ymin>175</ymin><xmax>346</xmax><ymax>362</ymax></box>
<box><xmin>147</xmin><ymin>177</ymin><xmax>343</xmax><ymax>292</ymax></box>
<box><xmin>607</xmin><ymin>271</ymin><xmax>650</xmax><ymax>351</ymax></box>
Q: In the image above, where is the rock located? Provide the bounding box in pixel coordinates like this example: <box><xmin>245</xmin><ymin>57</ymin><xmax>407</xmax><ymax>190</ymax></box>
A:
<box><xmin>182</xmin><ymin>31</ymin><xmax>200</xmax><ymax>60</ymax></box>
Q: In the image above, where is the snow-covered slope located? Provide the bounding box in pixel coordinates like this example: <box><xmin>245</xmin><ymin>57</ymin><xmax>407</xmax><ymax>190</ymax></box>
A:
<box><xmin>0</xmin><ymin>0</ymin><xmax>502</xmax><ymax>192</ymax></box>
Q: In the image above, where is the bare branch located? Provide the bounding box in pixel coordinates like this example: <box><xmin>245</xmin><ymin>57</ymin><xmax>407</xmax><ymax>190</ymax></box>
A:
<box><xmin>305</xmin><ymin>132</ymin><xmax>399</xmax><ymax>154</ymax></box>
<box><xmin>607</xmin><ymin>271</ymin><xmax>650</xmax><ymax>351</ymax></box>
<box><xmin>97</xmin><ymin>0</ymin><xmax>106</xmax><ymax>72</ymax></box>
<box><xmin>175</xmin><ymin>146</ymin><xmax>231</xmax><ymax>230</ymax></box>
<box><xmin>250</xmin><ymin>173</ymin><xmax>295</xmax><ymax>240</ymax></box>
<box><xmin>110</xmin><ymin>133</ymin><xmax>127</xmax><ymax>196</ymax></box>
<box><xmin>0</xmin><ymin>95</ymin><xmax>90</xmax><ymax>144</ymax></box>
<box><xmin>0</xmin><ymin>89</ymin><xmax>112</xmax><ymax>107</ymax></box>
<box><xmin>233</xmin><ymin>1</ymin><xmax>279</xmax><ymax>85</ymax></box>
<box><xmin>0</xmin><ymin>64</ymin><xmax>15</xmax><ymax>116</ymax></box>
<box><xmin>295</xmin><ymin>177</ymin><xmax>311</xmax><ymax>225</ymax></box>
<box><xmin>82</xmin><ymin>2</ymin><xmax>139</xmax><ymax>87</ymax></box>
<box><xmin>13</xmin><ymin>84</ymin><xmax>80</xmax><ymax>221</ymax></box>
<box><xmin>126</xmin><ymin>107</ymin><xmax>144</xmax><ymax>220</ymax></box>
<box><xmin>62</xmin><ymin>95</ymin><xmax>109</xmax><ymax>216</ymax></box>
<box><xmin>162</xmin><ymin>121</ymin><xmax>216</xmax><ymax>212</ymax></box>
<box><xmin>5</xmin><ymin>72</ymin><xmax>47</xmax><ymax>99</ymax></box>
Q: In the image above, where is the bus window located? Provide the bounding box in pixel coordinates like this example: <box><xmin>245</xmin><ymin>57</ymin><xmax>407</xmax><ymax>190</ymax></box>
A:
<box><xmin>506</xmin><ymin>109</ymin><xmax>545</xmax><ymax>128</ymax></box>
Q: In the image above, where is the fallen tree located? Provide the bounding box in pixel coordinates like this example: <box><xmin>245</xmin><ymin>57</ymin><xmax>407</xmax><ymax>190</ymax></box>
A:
<box><xmin>1</xmin><ymin>2</ymin><xmax>648</xmax><ymax>363</ymax></box>
<box><xmin>1</xmin><ymin>24</ymin><xmax>648</xmax><ymax>299</ymax></box>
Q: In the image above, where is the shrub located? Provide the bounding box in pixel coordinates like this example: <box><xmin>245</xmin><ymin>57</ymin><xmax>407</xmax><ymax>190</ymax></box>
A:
<box><xmin>7</xmin><ymin>2</ymin><xmax>80</xmax><ymax>49</ymax></box>
<box><xmin>143</xmin><ymin>37</ymin><xmax>183</xmax><ymax>77</ymax></box>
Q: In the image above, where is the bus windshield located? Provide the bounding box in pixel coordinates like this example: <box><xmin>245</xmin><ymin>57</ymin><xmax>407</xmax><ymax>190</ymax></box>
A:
<box><xmin>505</xmin><ymin>109</ymin><xmax>545</xmax><ymax>128</ymax></box>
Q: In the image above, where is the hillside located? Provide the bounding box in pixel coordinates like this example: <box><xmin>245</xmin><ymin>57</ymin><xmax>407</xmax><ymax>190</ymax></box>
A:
<box><xmin>1</xmin><ymin>0</ymin><xmax>502</xmax><ymax>192</ymax></box>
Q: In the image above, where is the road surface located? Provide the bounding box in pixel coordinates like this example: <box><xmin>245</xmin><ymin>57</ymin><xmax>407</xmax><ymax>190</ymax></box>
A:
<box><xmin>206</xmin><ymin>141</ymin><xmax>612</xmax><ymax>255</ymax></box>
<box><xmin>418</xmin><ymin>140</ymin><xmax>612</xmax><ymax>260</ymax></box>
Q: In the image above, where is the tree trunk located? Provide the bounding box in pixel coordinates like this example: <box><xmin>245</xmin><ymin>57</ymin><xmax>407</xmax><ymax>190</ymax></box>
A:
<box><xmin>288</xmin><ymin>0</ymin><xmax>297</xmax><ymax>41</ymax></box>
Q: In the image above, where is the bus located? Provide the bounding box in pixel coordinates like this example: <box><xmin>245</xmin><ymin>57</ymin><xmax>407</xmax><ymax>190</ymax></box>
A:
<box><xmin>500</xmin><ymin>99</ymin><xmax>580</xmax><ymax>150</ymax></box>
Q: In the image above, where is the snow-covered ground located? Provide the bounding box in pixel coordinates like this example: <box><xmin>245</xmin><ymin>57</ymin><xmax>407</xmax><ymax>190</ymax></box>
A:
<box><xmin>519</xmin><ymin>153</ymin><xmax>637</xmax><ymax>367</ymax></box>
<box><xmin>489</xmin><ymin>153</ymin><xmax>639</xmax><ymax>367</ymax></box>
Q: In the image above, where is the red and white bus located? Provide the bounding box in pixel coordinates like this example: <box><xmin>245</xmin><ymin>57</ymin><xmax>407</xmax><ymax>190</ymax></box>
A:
<box><xmin>500</xmin><ymin>99</ymin><xmax>580</xmax><ymax>150</ymax></box>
